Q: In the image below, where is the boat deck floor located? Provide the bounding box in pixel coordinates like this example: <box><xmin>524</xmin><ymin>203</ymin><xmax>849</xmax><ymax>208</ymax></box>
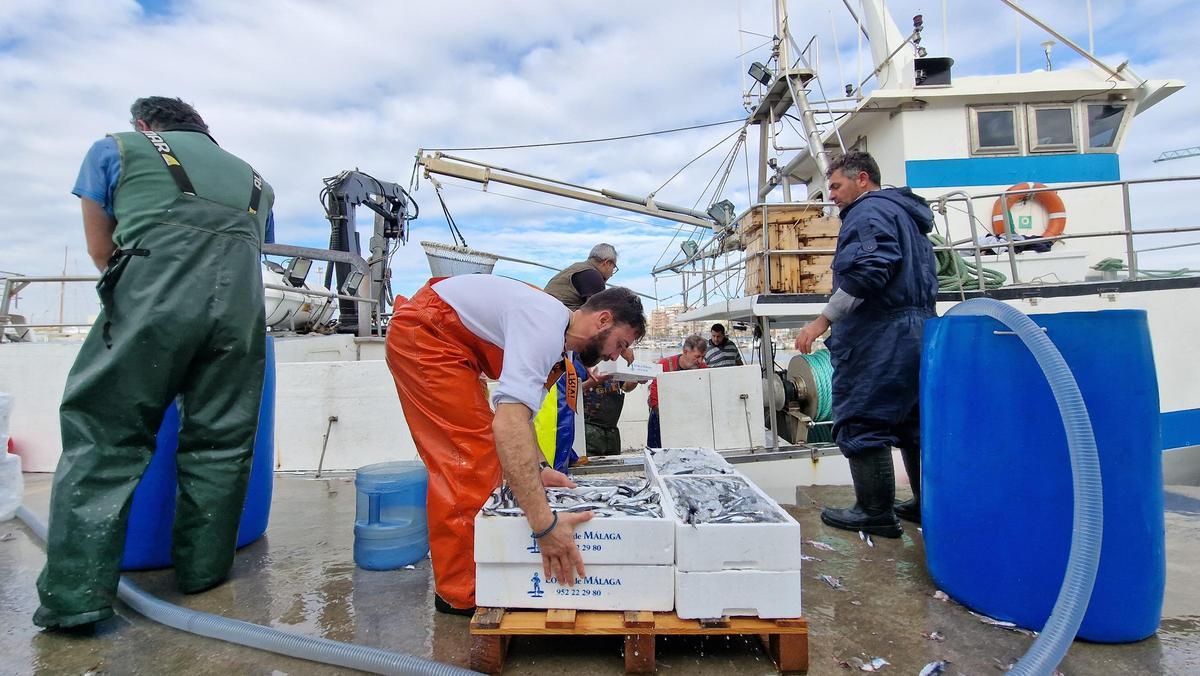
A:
<box><xmin>4</xmin><ymin>474</ymin><xmax>1199</xmax><ymax>675</ymax></box>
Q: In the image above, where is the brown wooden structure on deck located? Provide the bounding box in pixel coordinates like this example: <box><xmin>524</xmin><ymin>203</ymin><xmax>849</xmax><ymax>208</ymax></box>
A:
<box><xmin>742</xmin><ymin>205</ymin><xmax>839</xmax><ymax>295</ymax></box>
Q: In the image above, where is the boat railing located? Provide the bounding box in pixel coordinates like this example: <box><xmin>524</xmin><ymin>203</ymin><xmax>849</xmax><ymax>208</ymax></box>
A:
<box><xmin>668</xmin><ymin>175</ymin><xmax>1200</xmax><ymax>311</ymax></box>
<box><xmin>0</xmin><ymin>244</ymin><xmax>380</xmax><ymax>342</ymax></box>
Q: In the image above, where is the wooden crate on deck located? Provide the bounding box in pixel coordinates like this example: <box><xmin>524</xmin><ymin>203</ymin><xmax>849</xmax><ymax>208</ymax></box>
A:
<box><xmin>741</xmin><ymin>205</ymin><xmax>840</xmax><ymax>294</ymax></box>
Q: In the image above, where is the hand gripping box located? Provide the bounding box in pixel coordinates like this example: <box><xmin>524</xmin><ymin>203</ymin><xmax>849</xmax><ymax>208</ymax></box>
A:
<box><xmin>473</xmin><ymin>481</ymin><xmax>674</xmax><ymax>565</ymax></box>
<box><xmin>475</xmin><ymin>563</ymin><xmax>675</xmax><ymax>611</ymax></box>
<box><xmin>657</xmin><ymin>474</ymin><xmax>803</xmax><ymax>572</ymax></box>
<box><xmin>593</xmin><ymin>359</ymin><xmax>662</xmax><ymax>383</ymax></box>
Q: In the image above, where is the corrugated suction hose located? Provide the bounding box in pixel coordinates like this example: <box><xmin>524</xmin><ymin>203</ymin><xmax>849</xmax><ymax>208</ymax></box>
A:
<box><xmin>17</xmin><ymin>506</ymin><xmax>480</xmax><ymax>676</ymax></box>
<box><xmin>945</xmin><ymin>298</ymin><xmax>1103</xmax><ymax>675</ymax></box>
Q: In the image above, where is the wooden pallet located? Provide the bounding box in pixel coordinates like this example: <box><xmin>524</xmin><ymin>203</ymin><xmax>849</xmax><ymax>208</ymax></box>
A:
<box><xmin>469</xmin><ymin>607</ymin><xmax>808</xmax><ymax>674</ymax></box>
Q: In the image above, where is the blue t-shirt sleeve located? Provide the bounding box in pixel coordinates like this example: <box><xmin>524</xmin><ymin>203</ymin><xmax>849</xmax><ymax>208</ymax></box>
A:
<box><xmin>71</xmin><ymin>137</ymin><xmax>120</xmax><ymax>219</ymax></box>
<box><xmin>264</xmin><ymin>210</ymin><xmax>275</xmax><ymax>244</ymax></box>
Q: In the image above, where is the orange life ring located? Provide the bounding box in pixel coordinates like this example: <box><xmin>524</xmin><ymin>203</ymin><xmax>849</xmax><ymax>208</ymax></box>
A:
<box><xmin>990</xmin><ymin>182</ymin><xmax>1067</xmax><ymax>238</ymax></box>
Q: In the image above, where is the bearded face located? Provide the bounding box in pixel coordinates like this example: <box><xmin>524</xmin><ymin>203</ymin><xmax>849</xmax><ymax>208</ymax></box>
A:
<box><xmin>578</xmin><ymin>326</ymin><xmax>613</xmax><ymax>367</ymax></box>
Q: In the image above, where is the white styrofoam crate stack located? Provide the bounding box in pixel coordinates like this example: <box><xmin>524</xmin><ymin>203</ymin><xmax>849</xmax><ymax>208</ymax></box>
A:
<box><xmin>474</xmin><ymin>478</ymin><xmax>674</xmax><ymax>611</ymax></box>
<box><xmin>646</xmin><ymin>447</ymin><xmax>803</xmax><ymax>620</ymax></box>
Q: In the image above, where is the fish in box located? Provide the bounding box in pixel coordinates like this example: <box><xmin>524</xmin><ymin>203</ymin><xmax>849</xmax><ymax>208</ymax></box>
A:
<box><xmin>658</xmin><ymin>475</ymin><xmax>802</xmax><ymax>572</ymax></box>
<box><xmin>474</xmin><ymin>478</ymin><xmax>674</xmax><ymax>565</ymax></box>
<box><xmin>644</xmin><ymin>446</ymin><xmax>737</xmax><ymax>480</ymax></box>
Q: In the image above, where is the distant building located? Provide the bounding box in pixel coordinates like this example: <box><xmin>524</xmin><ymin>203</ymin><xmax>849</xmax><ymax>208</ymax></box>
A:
<box><xmin>646</xmin><ymin>304</ymin><xmax>709</xmax><ymax>340</ymax></box>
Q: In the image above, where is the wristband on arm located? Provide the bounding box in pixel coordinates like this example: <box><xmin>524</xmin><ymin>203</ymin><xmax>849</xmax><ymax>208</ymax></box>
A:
<box><xmin>531</xmin><ymin>511</ymin><xmax>558</xmax><ymax>539</ymax></box>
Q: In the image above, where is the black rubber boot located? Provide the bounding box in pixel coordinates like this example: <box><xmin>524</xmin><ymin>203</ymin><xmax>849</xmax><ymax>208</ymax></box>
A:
<box><xmin>821</xmin><ymin>450</ymin><xmax>903</xmax><ymax>538</ymax></box>
<box><xmin>434</xmin><ymin>594</ymin><xmax>476</xmax><ymax>617</ymax></box>
<box><xmin>894</xmin><ymin>446</ymin><xmax>921</xmax><ymax>524</ymax></box>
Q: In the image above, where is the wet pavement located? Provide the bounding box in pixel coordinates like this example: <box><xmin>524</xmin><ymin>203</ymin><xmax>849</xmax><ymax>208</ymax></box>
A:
<box><xmin>2</xmin><ymin>474</ymin><xmax>1198</xmax><ymax>675</ymax></box>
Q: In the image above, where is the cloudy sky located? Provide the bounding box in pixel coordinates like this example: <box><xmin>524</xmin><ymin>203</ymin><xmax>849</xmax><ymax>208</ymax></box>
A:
<box><xmin>2</xmin><ymin>0</ymin><xmax>1197</xmax><ymax>325</ymax></box>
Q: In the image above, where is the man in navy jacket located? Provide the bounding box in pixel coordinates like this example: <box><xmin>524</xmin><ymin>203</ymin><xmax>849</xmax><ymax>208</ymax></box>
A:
<box><xmin>795</xmin><ymin>152</ymin><xmax>937</xmax><ymax>537</ymax></box>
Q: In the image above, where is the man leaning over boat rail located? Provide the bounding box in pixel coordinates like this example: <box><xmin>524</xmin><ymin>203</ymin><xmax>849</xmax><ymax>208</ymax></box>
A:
<box><xmin>794</xmin><ymin>151</ymin><xmax>938</xmax><ymax>538</ymax></box>
<box><xmin>385</xmin><ymin>275</ymin><xmax>646</xmax><ymax>615</ymax></box>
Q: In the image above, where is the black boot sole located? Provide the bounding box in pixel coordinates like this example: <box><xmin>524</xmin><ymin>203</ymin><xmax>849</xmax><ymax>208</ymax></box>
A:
<box><xmin>820</xmin><ymin>510</ymin><xmax>903</xmax><ymax>538</ymax></box>
<box><xmin>434</xmin><ymin>594</ymin><xmax>476</xmax><ymax>616</ymax></box>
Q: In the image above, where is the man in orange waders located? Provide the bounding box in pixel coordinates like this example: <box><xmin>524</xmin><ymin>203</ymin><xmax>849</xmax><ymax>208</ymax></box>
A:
<box><xmin>385</xmin><ymin>275</ymin><xmax>646</xmax><ymax>615</ymax></box>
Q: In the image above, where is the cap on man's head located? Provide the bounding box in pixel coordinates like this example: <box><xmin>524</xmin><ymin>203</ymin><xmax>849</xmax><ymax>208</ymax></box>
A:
<box><xmin>711</xmin><ymin>323</ymin><xmax>726</xmax><ymax>333</ymax></box>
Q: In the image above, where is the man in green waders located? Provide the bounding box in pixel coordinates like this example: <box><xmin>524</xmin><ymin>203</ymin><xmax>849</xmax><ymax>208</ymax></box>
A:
<box><xmin>34</xmin><ymin>97</ymin><xmax>274</xmax><ymax>631</ymax></box>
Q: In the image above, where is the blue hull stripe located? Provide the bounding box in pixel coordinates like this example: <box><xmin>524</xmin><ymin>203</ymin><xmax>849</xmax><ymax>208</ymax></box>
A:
<box><xmin>1163</xmin><ymin>408</ymin><xmax>1200</xmax><ymax>451</ymax></box>
<box><xmin>906</xmin><ymin>154</ymin><xmax>1120</xmax><ymax>188</ymax></box>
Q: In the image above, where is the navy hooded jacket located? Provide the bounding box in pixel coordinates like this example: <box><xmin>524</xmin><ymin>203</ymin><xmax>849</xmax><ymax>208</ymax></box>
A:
<box><xmin>830</xmin><ymin>186</ymin><xmax>938</xmax><ymax>317</ymax></box>
<box><xmin>826</xmin><ymin>187</ymin><xmax>939</xmax><ymax>440</ymax></box>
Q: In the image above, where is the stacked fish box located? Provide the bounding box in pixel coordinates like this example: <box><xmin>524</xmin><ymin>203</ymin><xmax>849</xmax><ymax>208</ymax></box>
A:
<box><xmin>646</xmin><ymin>447</ymin><xmax>803</xmax><ymax>620</ymax></box>
<box><xmin>474</xmin><ymin>477</ymin><xmax>675</xmax><ymax>611</ymax></box>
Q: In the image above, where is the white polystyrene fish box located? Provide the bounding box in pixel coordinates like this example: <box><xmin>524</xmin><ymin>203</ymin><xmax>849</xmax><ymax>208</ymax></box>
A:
<box><xmin>643</xmin><ymin>446</ymin><xmax>737</xmax><ymax>482</ymax></box>
<box><xmin>475</xmin><ymin>563</ymin><xmax>674</xmax><ymax>611</ymax></box>
<box><xmin>674</xmin><ymin>569</ymin><xmax>802</xmax><ymax>619</ymax></box>
<box><xmin>593</xmin><ymin>358</ymin><xmax>662</xmax><ymax>383</ymax></box>
<box><xmin>473</xmin><ymin>480</ymin><xmax>674</xmax><ymax>565</ymax></box>
<box><xmin>658</xmin><ymin>475</ymin><xmax>802</xmax><ymax>572</ymax></box>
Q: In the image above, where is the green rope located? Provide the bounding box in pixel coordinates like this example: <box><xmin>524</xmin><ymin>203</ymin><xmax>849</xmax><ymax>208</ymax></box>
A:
<box><xmin>797</xmin><ymin>349</ymin><xmax>835</xmax><ymax>422</ymax></box>
<box><xmin>807</xmin><ymin>424</ymin><xmax>834</xmax><ymax>443</ymax></box>
<box><xmin>929</xmin><ymin>233</ymin><xmax>1006</xmax><ymax>291</ymax></box>
<box><xmin>1092</xmin><ymin>258</ymin><xmax>1196</xmax><ymax>279</ymax></box>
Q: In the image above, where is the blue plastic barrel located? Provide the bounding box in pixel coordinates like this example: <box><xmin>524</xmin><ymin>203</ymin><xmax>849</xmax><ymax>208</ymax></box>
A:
<box><xmin>354</xmin><ymin>461</ymin><xmax>429</xmax><ymax>570</ymax></box>
<box><xmin>922</xmin><ymin>309</ymin><xmax>1164</xmax><ymax>642</ymax></box>
<box><xmin>120</xmin><ymin>336</ymin><xmax>276</xmax><ymax>570</ymax></box>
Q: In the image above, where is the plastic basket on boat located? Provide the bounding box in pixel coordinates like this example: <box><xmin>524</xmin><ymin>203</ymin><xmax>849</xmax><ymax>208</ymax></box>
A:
<box><xmin>420</xmin><ymin>241</ymin><xmax>498</xmax><ymax>277</ymax></box>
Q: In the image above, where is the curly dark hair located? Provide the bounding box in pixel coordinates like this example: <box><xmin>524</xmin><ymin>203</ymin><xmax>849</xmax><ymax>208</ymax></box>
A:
<box><xmin>580</xmin><ymin>287</ymin><xmax>646</xmax><ymax>339</ymax></box>
<box><xmin>826</xmin><ymin>151</ymin><xmax>881</xmax><ymax>187</ymax></box>
<box><xmin>130</xmin><ymin>96</ymin><xmax>209</xmax><ymax>133</ymax></box>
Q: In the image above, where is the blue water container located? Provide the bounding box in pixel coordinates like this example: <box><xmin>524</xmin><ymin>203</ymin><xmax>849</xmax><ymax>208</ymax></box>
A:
<box><xmin>354</xmin><ymin>461</ymin><xmax>429</xmax><ymax>570</ymax></box>
<box><xmin>922</xmin><ymin>309</ymin><xmax>1164</xmax><ymax>642</ymax></box>
<box><xmin>120</xmin><ymin>337</ymin><xmax>276</xmax><ymax>570</ymax></box>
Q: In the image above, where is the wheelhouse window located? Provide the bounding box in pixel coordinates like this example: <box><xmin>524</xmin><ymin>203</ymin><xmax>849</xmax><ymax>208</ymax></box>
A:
<box><xmin>970</xmin><ymin>106</ymin><xmax>1020</xmax><ymax>155</ymax></box>
<box><xmin>1027</xmin><ymin>105</ymin><xmax>1077</xmax><ymax>152</ymax></box>
<box><xmin>1086</xmin><ymin>103</ymin><xmax>1127</xmax><ymax>150</ymax></box>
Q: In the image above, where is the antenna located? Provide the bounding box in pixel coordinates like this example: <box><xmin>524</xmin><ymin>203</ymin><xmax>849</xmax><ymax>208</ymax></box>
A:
<box><xmin>1042</xmin><ymin>40</ymin><xmax>1056</xmax><ymax>71</ymax></box>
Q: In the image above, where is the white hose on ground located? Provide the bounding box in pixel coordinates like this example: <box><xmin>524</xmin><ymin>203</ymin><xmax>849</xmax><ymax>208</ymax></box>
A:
<box><xmin>16</xmin><ymin>505</ymin><xmax>480</xmax><ymax>676</ymax></box>
<box><xmin>945</xmin><ymin>298</ymin><xmax>1103</xmax><ymax>675</ymax></box>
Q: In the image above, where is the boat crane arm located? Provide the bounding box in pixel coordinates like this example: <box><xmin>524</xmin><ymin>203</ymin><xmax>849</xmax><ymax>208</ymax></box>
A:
<box><xmin>320</xmin><ymin>170</ymin><xmax>416</xmax><ymax>332</ymax></box>
<box><xmin>416</xmin><ymin>152</ymin><xmax>719</xmax><ymax>231</ymax></box>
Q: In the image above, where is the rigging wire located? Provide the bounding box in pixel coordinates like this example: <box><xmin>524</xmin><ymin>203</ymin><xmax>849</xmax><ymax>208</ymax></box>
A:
<box><xmin>649</xmin><ymin>124</ymin><xmax>748</xmax><ymax>199</ymax></box>
<box><xmin>422</xmin><ymin>118</ymin><xmax>748</xmax><ymax>152</ymax></box>
<box><xmin>692</xmin><ymin>130</ymin><xmax>746</xmax><ymax>211</ymax></box>
<box><xmin>736</xmin><ymin>38</ymin><xmax>776</xmax><ymax>60</ymax></box>
<box><xmin>432</xmin><ymin>181</ymin><xmax>468</xmax><ymax>247</ymax></box>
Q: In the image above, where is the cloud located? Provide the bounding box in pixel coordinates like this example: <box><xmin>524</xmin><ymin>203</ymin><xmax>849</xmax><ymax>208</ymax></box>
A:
<box><xmin>2</xmin><ymin>0</ymin><xmax>1196</xmax><ymax>326</ymax></box>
